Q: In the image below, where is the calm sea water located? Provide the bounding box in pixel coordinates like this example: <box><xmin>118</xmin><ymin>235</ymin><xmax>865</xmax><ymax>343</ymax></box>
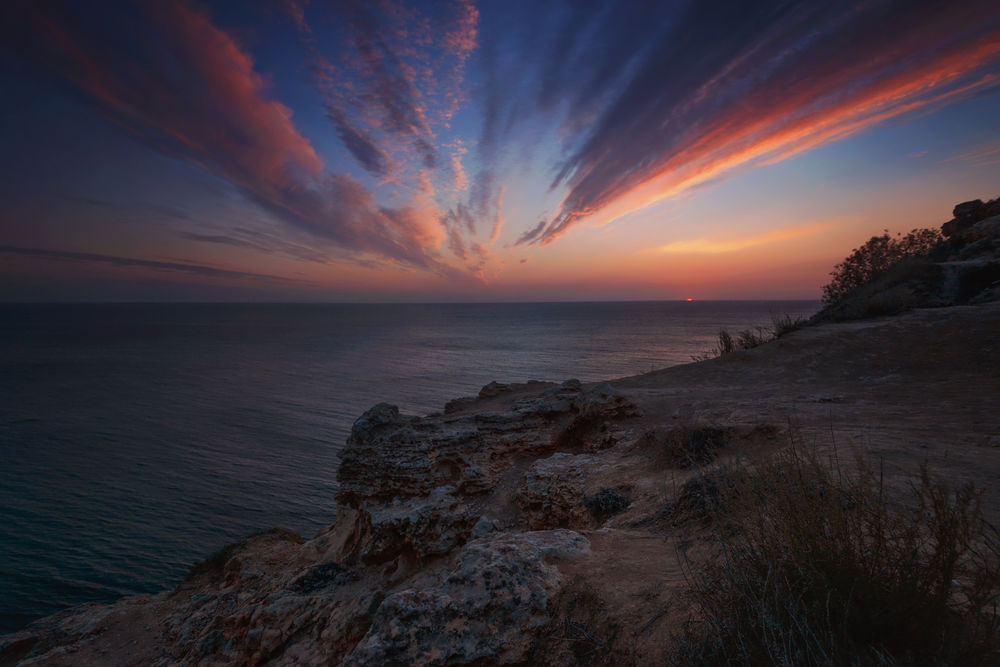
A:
<box><xmin>0</xmin><ymin>301</ymin><xmax>817</xmax><ymax>632</ymax></box>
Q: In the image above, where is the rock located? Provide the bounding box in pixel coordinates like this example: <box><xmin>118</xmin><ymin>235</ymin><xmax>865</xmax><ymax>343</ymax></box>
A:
<box><xmin>574</xmin><ymin>383</ymin><xmax>641</xmax><ymax>421</ymax></box>
<box><xmin>470</xmin><ymin>516</ymin><xmax>501</xmax><ymax>539</ymax></box>
<box><xmin>943</xmin><ymin>198</ymin><xmax>1000</xmax><ymax>238</ymax></box>
<box><xmin>954</xmin><ymin>199</ymin><xmax>984</xmax><ymax>220</ymax></box>
<box><xmin>350</xmin><ymin>402</ymin><xmax>402</xmax><ymax>441</ymax></box>
<box><xmin>338</xmin><ymin>382</ymin><xmax>602</xmax><ymax>506</ymax></box>
<box><xmin>443</xmin><ymin>395</ymin><xmax>476</xmax><ymax>414</ymax></box>
<box><xmin>516</xmin><ymin>453</ymin><xmax>599</xmax><ymax>530</ymax></box>
<box><xmin>478</xmin><ymin>380</ymin><xmax>513</xmax><ymax>399</ymax></box>
<box><xmin>361</xmin><ymin>486</ymin><xmax>478</xmax><ymax>563</ymax></box>
<box><xmin>343</xmin><ymin>530</ymin><xmax>590</xmax><ymax>666</ymax></box>
<box><xmin>560</xmin><ymin>378</ymin><xmax>582</xmax><ymax>392</ymax></box>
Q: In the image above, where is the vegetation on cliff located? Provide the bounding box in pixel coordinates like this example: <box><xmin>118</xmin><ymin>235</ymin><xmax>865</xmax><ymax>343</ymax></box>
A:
<box><xmin>814</xmin><ymin>196</ymin><xmax>1000</xmax><ymax>322</ymax></box>
<box><xmin>673</xmin><ymin>444</ymin><xmax>1000</xmax><ymax>666</ymax></box>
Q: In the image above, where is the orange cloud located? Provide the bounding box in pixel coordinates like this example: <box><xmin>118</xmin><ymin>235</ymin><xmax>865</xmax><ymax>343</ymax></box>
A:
<box><xmin>534</xmin><ymin>14</ymin><xmax>1000</xmax><ymax>245</ymax></box>
<box><xmin>653</xmin><ymin>222</ymin><xmax>831</xmax><ymax>254</ymax></box>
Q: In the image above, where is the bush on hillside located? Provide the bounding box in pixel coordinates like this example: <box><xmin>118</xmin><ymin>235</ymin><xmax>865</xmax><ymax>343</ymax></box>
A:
<box><xmin>822</xmin><ymin>228</ymin><xmax>943</xmax><ymax>306</ymax></box>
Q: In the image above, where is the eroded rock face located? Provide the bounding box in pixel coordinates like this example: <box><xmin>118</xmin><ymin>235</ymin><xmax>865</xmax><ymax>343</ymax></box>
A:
<box><xmin>942</xmin><ymin>198</ymin><xmax>1000</xmax><ymax>237</ymax></box>
<box><xmin>337</xmin><ymin>382</ymin><xmax>587</xmax><ymax>506</ymax></box>
<box><xmin>574</xmin><ymin>382</ymin><xmax>642</xmax><ymax>421</ymax></box>
<box><xmin>361</xmin><ymin>486</ymin><xmax>478</xmax><ymax>563</ymax></box>
<box><xmin>343</xmin><ymin>530</ymin><xmax>590</xmax><ymax>666</ymax></box>
<box><xmin>2</xmin><ymin>379</ymin><xmax>644</xmax><ymax>666</ymax></box>
<box><xmin>516</xmin><ymin>453</ymin><xmax>599</xmax><ymax>530</ymax></box>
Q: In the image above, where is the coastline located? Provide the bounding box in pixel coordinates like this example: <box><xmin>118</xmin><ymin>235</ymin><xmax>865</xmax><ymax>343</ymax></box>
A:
<box><xmin>3</xmin><ymin>301</ymin><xmax>1000</xmax><ymax>665</ymax></box>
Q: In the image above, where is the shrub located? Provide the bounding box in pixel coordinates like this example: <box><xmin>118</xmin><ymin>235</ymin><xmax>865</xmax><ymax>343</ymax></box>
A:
<box><xmin>693</xmin><ymin>327</ymin><xmax>772</xmax><ymax>361</ymax></box>
<box><xmin>642</xmin><ymin>424</ymin><xmax>730</xmax><ymax>469</ymax></box>
<box><xmin>822</xmin><ymin>228</ymin><xmax>943</xmax><ymax>306</ymax></box>
<box><xmin>583</xmin><ymin>488</ymin><xmax>631</xmax><ymax>521</ymax></box>
<box><xmin>672</xmin><ymin>445</ymin><xmax>1000</xmax><ymax>665</ymax></box>
<box><xmin>693</xmin><ymin>313</ymin><xmax>809</xmax><ymax>360</ymax></box>
<box><xmin>771</xmin><ymin>312</ymin><xmax>806</xmax><ymax>338</ymax></box>
<box><xmin>663</xmin><ymin>473</ymin><xmax>733</xmax><ymax>525</ymax></box>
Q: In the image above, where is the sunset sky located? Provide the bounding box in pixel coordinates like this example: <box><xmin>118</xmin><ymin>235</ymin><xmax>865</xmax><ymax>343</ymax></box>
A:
<box><xmin>2</xmin><ymin>0</ymin><xmax>1000</xmax><ymax>301</ymax></box>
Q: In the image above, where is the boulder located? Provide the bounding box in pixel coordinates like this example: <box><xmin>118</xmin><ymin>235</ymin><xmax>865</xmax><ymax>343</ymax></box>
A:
<box><xmin>343</xmin><ymin>530</ymin><xmax>590</xmax><ymax>666</ymax></box>
<box><xmin>478</xmin><ymin>380</ymin><xmax>512</xmax><ymax>399</ymax></box>
<box><xmin>338</xmin><ymin>383</ymin><xmax>597</xmax><ymax>506</ymax></box>
<box><xmin>574</xmin><ymin>383</ymin><xmax>641</xmax><ymax>421</ymax></box>
<box><xmin>954</xmin><ymin>199</ymin><xmax>985</xmax><ymax>220</ymax></box>
<box><xmin>361</xmin><ymin>486</ymin><xmax>478</xmax><ymax>563</ymax></box>
<box><xmin>515</xmin><ymin>453</ymin><xmax>599</xmax><ymax>530</ymax></box>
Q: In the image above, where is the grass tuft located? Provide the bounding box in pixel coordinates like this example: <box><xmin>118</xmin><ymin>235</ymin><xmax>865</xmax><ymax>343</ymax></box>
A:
<box><xmin>584</xmin><ymin>488</ymin><xmax>631</xmax><ymax>521</ymax></box>
<box><xmin>672</xmin><ymin>445</ymin><xmax>1000</xmax><ymax>665</ymax></box>
<box><xmin>692</xmin><ymin>312</ymin><xmax>806</xmax><ymax>361</ymax></box>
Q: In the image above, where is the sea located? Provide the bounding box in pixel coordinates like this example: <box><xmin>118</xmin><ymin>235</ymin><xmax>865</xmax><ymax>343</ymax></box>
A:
<box><xmin>0</xmin><ymin>300</ymin><xmax>818</xmax><ymax>632</ymax></box>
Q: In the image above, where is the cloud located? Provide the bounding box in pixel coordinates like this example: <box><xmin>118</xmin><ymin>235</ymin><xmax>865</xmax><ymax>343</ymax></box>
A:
<box><xmin>13</xmin><ymin>0</ymin><xmax>471</xmax><ymax>279</ymax></box>
<box><xmin>944</xmin><ymin>138</ymin><xmax>1000</xmax><ymax>166</ymax></box>
<box><xmin>0</xmin><ymin>245</ymin><xmax>310</xmax><ymax>285</ymax></box>
<box><xmin>511</xmin><ymin>0</ymin><xmax>1000</xmax><ymax>245</ymax></box>
<box><xmin>653</xmin><ymin>222</ymin><xmax>831</xmax><ymax>254</ymax></box>
<box><xmin>292</xmin><ymin>0</ymin><xmax>477</xmax><ymax>177</ymax></box>
<box><xmin>438</xmin><ymin>169</ymin><xmax>506</xmax><ymax>274</ymax></box>
<box><xmin>323</xmin><ymin>105</ymin><xmax>391</xmax><ymax>176</ymax></box>
<box><xmin>515</xmin><ymin>219</ymin><xmax>548</xmax><ymax>246</ymax></box>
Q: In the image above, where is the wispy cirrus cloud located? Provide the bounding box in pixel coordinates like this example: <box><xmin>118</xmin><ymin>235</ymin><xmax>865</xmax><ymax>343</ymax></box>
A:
<box><xmin>513</xmin><ymin>0</ymin><xmax>1000</xmax><ymax>246</ymax></box>
<box><xmin>944</xmin><ymin>138</ymin><xmax>1000</xmax><ymax>166</ymax></box>
<box><xmin>653</xmin><ymin>222</ymin><xmax>831</xmax><ymax>254</ymax></box>
<box><xmin>6</xmin><ymin>0</ymin><xmax>1000</xmax><ymax>296</ymax></box>
<box><xmin>290</xmin><ymin>0</ymin><xmax>477</xmax><ymax>179</ymax></box>
<box><xmin>9</xmin><ymin>0</ymin><xmax>470</xmax><ymax>280</ymax></box>
<box><xmin>0</xmin><ymin>245</ymin><xmax>311</xmax><ymax>285</ymax></box>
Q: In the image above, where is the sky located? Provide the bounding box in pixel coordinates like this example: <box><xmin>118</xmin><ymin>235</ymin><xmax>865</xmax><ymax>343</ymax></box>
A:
<box><xmin>2</xmin><ymin>0</ymin><xmax>1000</xmax><ymax>302</ymax></box>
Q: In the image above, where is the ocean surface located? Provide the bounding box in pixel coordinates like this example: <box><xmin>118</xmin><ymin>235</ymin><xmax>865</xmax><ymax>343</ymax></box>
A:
<box><xmin>0</xmin><ymin>301</ymin><xmax>818</xmax><ymax>632</ymax></box>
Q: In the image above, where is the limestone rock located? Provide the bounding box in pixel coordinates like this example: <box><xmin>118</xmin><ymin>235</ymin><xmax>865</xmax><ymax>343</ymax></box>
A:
<box><xmin>574</xmin><ymin>383</ymin><xmax>641</xmax><ymax>421</ymax></box>
<box><xmin>343</xmin><ymin>530</ymin><xmax>590</xmax><ymax>666</ymax></box>
<box><xmin>337</xmin><ymin>382</ymin><xmax>596</xmax><ymax>506</ymax></box>
<box><xmin>478</xmin><ymin>380</ymin><xmax>512</xmax><ymax>399</ymax></box>
<box><xmin>515</xmin><ymin>453</ymin><xmax>598</xmax><ymax>530</ymax></box>
<box><xmin>361</xmin><ymin>486</ymin><xmax>478</xmax><ymax>563</ymax></box>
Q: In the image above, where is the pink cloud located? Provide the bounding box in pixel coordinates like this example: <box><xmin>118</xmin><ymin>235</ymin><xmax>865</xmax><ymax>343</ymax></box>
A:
<box><xmin>19</xmin><ymin>1</ymin><xmax>470</xmax><ymax>280</ymax></box>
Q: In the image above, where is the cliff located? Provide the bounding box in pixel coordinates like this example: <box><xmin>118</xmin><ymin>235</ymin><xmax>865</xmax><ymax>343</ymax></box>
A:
<box><xmin>3</xmin><ymin>301</ymin><xmax>1000</xmax><ymax>665</ymax></box>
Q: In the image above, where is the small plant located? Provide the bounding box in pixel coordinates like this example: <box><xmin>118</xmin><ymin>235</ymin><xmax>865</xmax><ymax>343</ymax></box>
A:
<box><xmin>584</xmin><ymin>488</ymin><xmax>630</xmax><ymax>521</ymax></box>
<box><xmin>693</xmin><ymin>326</ymin><xmax>774</xmax><ymax>361</ymax></box>
<box><xmin>643</xmin><ymin>424</ymin><xmax>730</xmax><ymax>469</ymax></box>
<box><xmin>771</xmin><ymin>312</ymin><xmax>806</xmax><ymax>338</ymax></box>
<box><xmin>672</xmin><ymin>445</ymin><xmax>1000</xmax><ymax>665</ymax></box>
<box><xmin>663</xmin><ymin>472</ymin><xmax>733</xmax><ymax>525</ymax></box>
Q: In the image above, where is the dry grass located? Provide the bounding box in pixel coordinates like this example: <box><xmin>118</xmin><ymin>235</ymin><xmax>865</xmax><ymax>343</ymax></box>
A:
<box><xmin>672</xmin><ymin>444</ymin><xmax>1000</xmax><ymax>666</ymax></box>
<box><xmin>641</xmin><ymin>424</ymin><xmax>730</xmax><ymax>469</ymax></box>
<box><xmin>692</xmin><ymin>328</ymin><xmax>769</xmax><ymax>361</ymax></box>
<box><xmin>692</xmin><ymin>312</ymin><xmax>807</xmax><ymax>361</ymax></box>
<box><xmin>771</xmin><ymin>312</ymin><xmax>807</xmax><ymax>338</ymax></box>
